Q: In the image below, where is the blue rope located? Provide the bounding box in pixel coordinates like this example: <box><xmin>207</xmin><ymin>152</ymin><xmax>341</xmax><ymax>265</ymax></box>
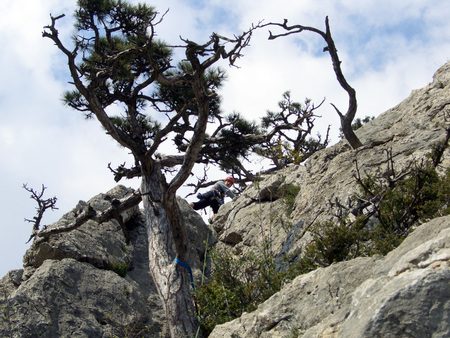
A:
<box><xmin>174</xmin><ymin>258</ymin><xmax>195</xmax><ymax>290</ymax></box>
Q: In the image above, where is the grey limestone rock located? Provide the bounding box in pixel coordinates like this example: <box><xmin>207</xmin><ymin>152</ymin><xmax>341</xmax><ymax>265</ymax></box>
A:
<box><xmin>213</xmin><ymin>61</ymin><xmax>450</xmax><ymax>265</ymax></box>
<box><xmin>1</xmin><ymin>186</ymin><xmax>214</xmax><ymax>337</ymax></box>
<box><xmin>209</xmin><ymin>61</ymin><xmax>450</xmax><ymax>337</ymax></box>
<box><xmin>210</xmin><ymin>215</ymin><xmax>450</xmax><ymax>337</ymax></box>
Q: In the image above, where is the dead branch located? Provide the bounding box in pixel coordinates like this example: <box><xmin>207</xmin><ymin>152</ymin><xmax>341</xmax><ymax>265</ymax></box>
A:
<box><xmin>35</xmin><ymin>190</ymin><xmax>142</xmax><ymax>243</ymax></box>
<box><xmin>23</xmin><ymin>184</ymin><xmax>58</xmax><ymax>243</ymax></box>
<box><xmin>108</xmin><ymin>162</ymin><xmax>141</xmax><ymax>182</ymax></box>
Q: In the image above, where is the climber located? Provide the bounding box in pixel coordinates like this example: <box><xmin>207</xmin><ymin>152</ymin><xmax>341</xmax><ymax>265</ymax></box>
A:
<box><xmin>189</xmin><ymin>176</ymin><xmax>236</xmax><ymax>222</ymax></box>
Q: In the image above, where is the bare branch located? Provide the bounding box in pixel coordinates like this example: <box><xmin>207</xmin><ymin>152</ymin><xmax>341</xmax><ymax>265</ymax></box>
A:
<box><xmin>108</xmin><ymin>162</ymin><xmax>141</xmax><ymax>182</ymax></box>
<box><xmin>35</xmin><ymin>190</ymin><xmax>142</xmax><ymax>242</ymax></box>
<box><xmin>43</xmin><ymin>13</ymin><xmax>142</xmax><ymax>155</ymax></box>
<box><xmin>23</xmin><ymin>184</ymin><xmax>58</xmax><ymax>243</ymax></box>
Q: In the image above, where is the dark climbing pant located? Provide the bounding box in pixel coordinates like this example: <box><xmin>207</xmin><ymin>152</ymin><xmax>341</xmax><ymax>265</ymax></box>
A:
<box><xmin>192</xmin><ymin>194</ymin><xmax>221</xmax><ymax>214</ymax></box>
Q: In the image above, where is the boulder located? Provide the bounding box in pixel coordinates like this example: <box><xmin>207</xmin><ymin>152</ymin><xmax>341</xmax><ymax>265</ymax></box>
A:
<box><xmin>22</xmin><ymin>185</ymin><xmax>139</xmax><ymax>279</ymax></box>
<box><xmin>1</xmin><ymin>258</ymin><xmax>153</xmax><ymax>337</ymax></box>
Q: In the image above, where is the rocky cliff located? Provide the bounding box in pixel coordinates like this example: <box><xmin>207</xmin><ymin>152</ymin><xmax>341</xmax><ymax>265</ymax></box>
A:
<box><xmin>210</xmin><ymin>215</ymin><xmax>449</xmax><ymax>337</ymax></box>
<box><xmin>1</xmin><ymin>61</ymin><xmax>449</xmax><ymax>337</ymax></box>
<box><xmin>0</xmin><ymin>187</ymin><xmax>215</xmax><ymax>337</ymax></box>
<box><xmin>212</xmin><ymin>60</ymin><xmax>450</xmax><ymax>264</ymax></box>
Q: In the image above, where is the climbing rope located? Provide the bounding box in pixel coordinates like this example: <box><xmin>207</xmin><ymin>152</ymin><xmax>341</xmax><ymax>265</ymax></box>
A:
<box><xmin>174</xmin><ymin>258</ymin><xmax>195</xmax><ymax>290</ymax></box>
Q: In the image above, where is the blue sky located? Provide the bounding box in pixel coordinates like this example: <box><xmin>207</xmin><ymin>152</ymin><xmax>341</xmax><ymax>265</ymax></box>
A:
<box><xmin>1</xmin><ymin>0</ymin><xmax>449</xmax><ymax>277</ymax></box>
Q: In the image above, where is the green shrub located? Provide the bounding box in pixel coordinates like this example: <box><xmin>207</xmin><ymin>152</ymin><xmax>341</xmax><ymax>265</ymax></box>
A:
<box><xmin>279</xmin><ymin>183</ymin><xmax>301</xmax><ymax>216</ymax></box>
<box><xmin>304</xmin><ymin>217</ymin><xmax>369</xmax><ymax>266</ymax></box>
<box><xmin>108</xmin><ymin>260</ymin><xmax>130</xmax><ymax>277</ymax></box>
<box><xmin>196</xmin><ymin>243</ymin><xmax>288</xmax><ymax>336</ymax></box>
<box><xmin>360</xmin><ymin>162</ymin><xmax>449</xmax><ymax>254</ymax></box>
<box><xmin>294</xmin><ymin>155</ymin><xmax>450</xmax><ymax>268</ymax></box>
<box><xmin>271</xmin><ymin>182</ymin><xmax>301</xmax><ymax>233</ymax></box>
<box><xmin>196</xmin><ymin>248</ymin><xmax>251</xmax><ymax>336</ymax></box>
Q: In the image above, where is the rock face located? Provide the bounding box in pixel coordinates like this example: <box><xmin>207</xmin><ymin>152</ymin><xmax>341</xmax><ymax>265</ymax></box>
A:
<box><xmin>213</xmin><ymin>60</ymin><xmax>450</xmax><ymax>264</ymax></box>
<box><xmin>0</xmin><ymin>186</ymin><xmax>214</xmax><ymax>337</ymax></box>
<box><xmin>22</xmin><ymin>186</ymin><xmax>139</xmax><ymax>279</ymax></box>
<box><xmin>210</xmin><ymin>215</ymin><xmax>450</xmax><ymax>337</ymax></box>
<box><xmin>208</xmin><ymin>61</ymin><xmax>450</xmax><ymax>337</ymax></box>
<box><xmin>0</xmin><ymin>61</ymin><xmax>449</xmax><ymax>337</ymax></box>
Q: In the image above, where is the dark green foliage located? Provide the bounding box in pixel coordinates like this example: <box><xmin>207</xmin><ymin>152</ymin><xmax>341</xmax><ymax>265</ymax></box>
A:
<box><xmin>108</xmin><ymin>260</ymin><xmax>130</xmax><ymax>277</ymax></box>
<box><xmin>287</xmin><ymin>215</ymin><xmax>367</xmax><ymax>272</ymax></box>
<box><xmin>196</xmin><ymin>243</ymin><xmax>287</xmax><ymax>336</ymax></box>
<box><xmin>156</xmin><ymin>62</ymin><xmax>226</xmax><ymax>119</ymax></box>
<box><xmin>59</xmin><ymin>0</ymin><xmax>237</xmax><ymax>169</ymax></box>
<box><xmin>360</xmin><ymin>162</ymin><xmax>449</xmax><ymax>254</ymax></box>
<box><xmin>279</xmin><ymin>182</ymin><xmax>301</xmax><ymax>216</ymax></box>
<box><xmin>428</xmin><ymin>126</ymin><xmax>450</xmax><ymax>167</ymax></box>
<box><xmin>269</xmin><ymin>182</ymin><xmax>301</xmax><ymax>233</ymax></box>
<box><xmin>109</xmin><ymin>115</ymin><xmax>162</xmax><ymax>147</ymax></box>
<box><xmin>196</xmin><ymin>249</ymin><xmax>249</xmax><ymax>335</ymax></box>
<box><xmin>305</xmin><ymin>219</ymin><xmax>365</xmax><ymax>266</ymax></box>
<box><xmin>75</xmin><ymin>0</ymin><xmax>170</xmax><ymax>82</ymax></box>
<box><xmin>305</xmin><ymin>154</ymin><xmax>450</xmax><ymax>267</ymax></box>
<box><xmin>207</xmin><ymin>112</ymin><xmax>262</xmax><ymax>175</ymax></box>
<box><xmin>257</xmin><ymin>92</ymin><xmax>329</xmax><ymax>168</ymax></box>
<box><xmin>290</xmin><ymin>161</ymin><xmax>449</xmax><ymax>277</ymax></box>
<box><xmin>61</xmin><ymin>3</ymin><xmax>331</xmax><ymax>186</ymax></box>
<box><xmin>352</xmin><ymin>116</ymin><xmax>375</xmax><ymax>130</ymax></box>
<box><xmin>64</xmin><ymin>0</ymin><xmax>174</xmax><ymax>117</ymax></box>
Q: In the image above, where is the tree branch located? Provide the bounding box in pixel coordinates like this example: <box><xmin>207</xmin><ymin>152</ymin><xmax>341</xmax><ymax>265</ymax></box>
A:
<box><xmin>263</xmin><ymin>17</ymin><xmax>363</xmax><ymax>149</ymax></box>
<box><xmin>23</xmin><ymin>184</ymin><xmax>58</xmax><ymax>243</ymax></box>
<box><xmin>35</xmin><ymin>190</ymin><xmax>142</xmax><ymax>243</ymax></box>
<box><xmin>108</xmin><ymin>162</ymin><xmax>141</xmax><ymax>182</ymax></box>
<box><xmin>43</xmin><ymin>14</ymin><xmax>146</xmax><ymax>156</ymax></box>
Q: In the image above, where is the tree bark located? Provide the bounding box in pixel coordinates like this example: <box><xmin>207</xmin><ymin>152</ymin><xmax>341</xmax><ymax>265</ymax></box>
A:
<box><xmin>141</xmin><ymin>164</ymin><xmax>199</xmax><ymax>337</ymax></box>
<box><xmin>323</xmin><ymin>15</ymin><xmax>362</xmax><ymax>149</ymax></box>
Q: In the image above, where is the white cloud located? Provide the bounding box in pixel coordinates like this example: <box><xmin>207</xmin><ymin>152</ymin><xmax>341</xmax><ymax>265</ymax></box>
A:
<box><xmin>1</xmin><ymin>0</ymin><xmax>449</xmax><ymax>277</ymax></box>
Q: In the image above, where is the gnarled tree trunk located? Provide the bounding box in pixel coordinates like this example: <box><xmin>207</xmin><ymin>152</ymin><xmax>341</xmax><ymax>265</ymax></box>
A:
<box><xmin>141</xmin><ymin>164</ymin><xmax>199</xmax><ymax>336</ymax></box>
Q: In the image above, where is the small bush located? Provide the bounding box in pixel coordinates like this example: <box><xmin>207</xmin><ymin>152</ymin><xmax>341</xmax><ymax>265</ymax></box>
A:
<box><xmin>271</xmin><ymin>182</ymin><xmax>301</xmax><ymax>233</ymax></box>
<box><xmin>304</xmin><ymin>217</ymin><xmax>369</xmax><ymax>266</ymax></box>
<box><xmin>108</xmin><ymin>260</ymin><xmax>130</xmax><ymax>277</ymax></box>
<box><xmin>279</xmin><ymin>183</ymin><xmax>301</xmax><ymax>216</ymax></box>
<box><xmin>196</xmin><ymin>244</ymin><xmax>288</xmax><ymax>336</ymax></box>
<box><xmin>360</xmin><ymin>162</ymin><xmax>449</xmax><ymax>254</ymax></box>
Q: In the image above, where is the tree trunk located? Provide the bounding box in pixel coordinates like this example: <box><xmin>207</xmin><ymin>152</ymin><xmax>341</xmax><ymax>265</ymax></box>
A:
<box><xmin>340</xmin><ymin>117</ymin><xmax>363</xmax><ymax>149</ymax></box>
<box><xmin>141</xmin><ymin>166</ymin><xmax>199</xmax><ymax>337</ymax></box>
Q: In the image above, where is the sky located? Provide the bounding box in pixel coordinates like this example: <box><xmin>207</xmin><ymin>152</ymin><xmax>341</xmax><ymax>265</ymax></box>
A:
<box><xmin>1</xmin><ymin>0</ymin><xmax>449</xmax><ymax>277</ymax></box>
